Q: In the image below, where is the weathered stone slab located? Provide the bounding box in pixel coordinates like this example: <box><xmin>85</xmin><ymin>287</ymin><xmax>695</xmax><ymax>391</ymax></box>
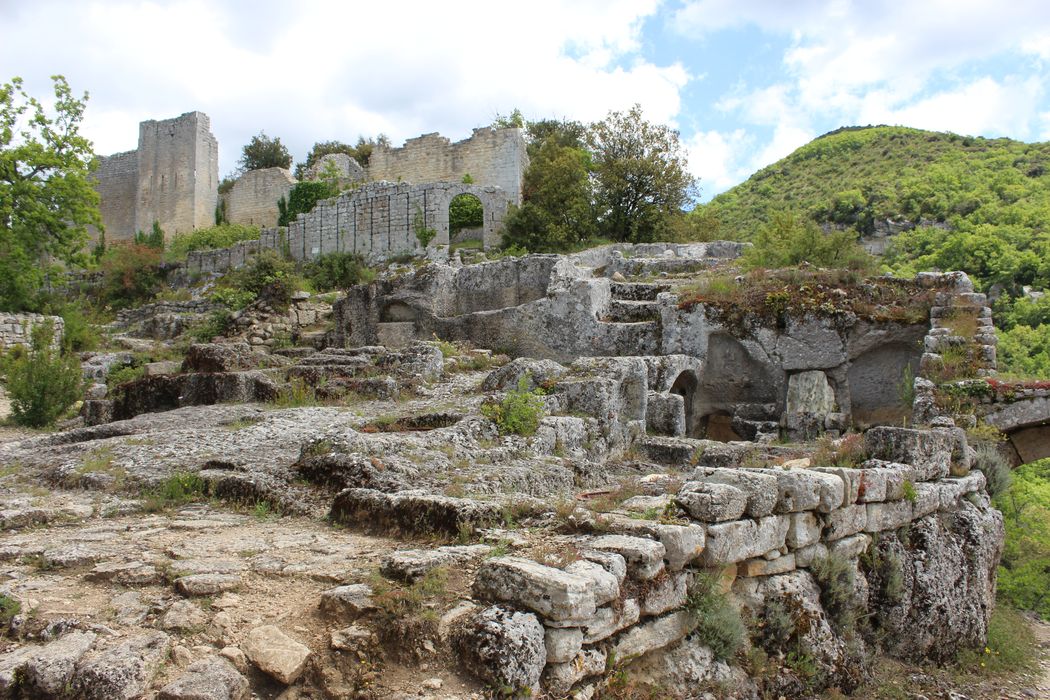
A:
<box><xmin>675</xmin><ymin>481</ymin><xmax>746</xmax><ymax>522</ymax></box>
<box><xmin>593</xmin><ymin>514</ymin><xmax>703</xmax><ymax>570</ymax></box>
<box><xmin>175</xmin><ymin>574</ymin><xmax>240</xmax><ymax>597</ymax></box>
<box><xmin>564</xmin><ymin>560</ymin><xmax>620</xmax><ymax>607</ymax></box>
<box><xmin>793</xmin><ymin>543</ymin><xmax>828</xmax><ymax>568</ymax></box>
<box><xmin>318</xmin><ymin>584</ymin><xmax>376</xmax><ymax>620</ymax></box>
<box><xmin>824</xmin><ymin>504</ymin><xmax>868</xmax><ymax>541</ymax></box>
<box><xmin>544</xmin><ymin>648</ymin><xmax>606</xmax><ymax>696</ymax></box>
<box><xmin>589</xmin><ymin>534</ymin><xmax>666</xmax><ymax>580</ymax></box>
<box><xmin>811</xmin><ymin>466</ymin><xmax>860</xmax><ymax>506</ymax></box>
<box><xmin>243</xmin><ymin>625</ymin><xmax>311</xmax><ymax>685</ymax></box>
<box><xmin>827</xmin><ymin>533</ymin><xmax>871</xmax><ymax>560</ymax></box>
<box><xmin>544</xmin><ymin>627</ymin><xmax>583</xmax><ymax>664</ymax></box>
<box><xmin>72</xmin><ymin>631</ymin><xmax>172</xmax><ymax>700</ymax></box>
<box><xmin>739</xmin><ymin>553</ymin><xmax>797</xmax><ymax>577</ymax></box>
<box><xmin>690</xmin><ymin>467</ymin><xmax>778</xmax><ymax>517</ymax></box>
<box><xmin>786</xmin><ymin>511</ymin><xmax>821</xmax><ymax>549</ymax></box>
<box><xmin>454</xmin><ymin>606</ymin><xmax>546</xmax><ymax>696</ymax></box>
<box><xmin>703</xmin><ymin>516</ymin><xmax>788</xmax><ymax>566</ymax></box>
<box><xmin>866</xmin><ymin>500</ymin><xmax>914</xmax><ymax>532</ymax></box>
<box><xmin>611</xmin><ymin>610</ymin><xmax>698</xmax><ymax>660</ymax></box>
<box><xmin>912</xmin><ymin>482</ymin><xmax>942</xmax><ymax>518</ymax></box>
<box><xmin>864</xmin><ymin>426</ymin><xmax>953</xmax><ymax>481</ymax></box>
<box><xmin>749</xmin><ymin>468</ymin><xmax>823</xmax><ymax>513</ymax></box>
<box><xmin>473</xmin><ymin>557</ymin><xmax>596</xmax><ymax>621</ymax></box>
<box><xmin>640</xmin><ymin>571</ymin><xmax>689</xmax><ymax>616</ymax></box>
<box><xmin>157</xmin><ymin>656</ymin><xmax>250</xmax><ymax>700</ymax></box>
<box><xmin>583</xmin><ymin>599</ymin><xmax>641</xmax><ymax>643</ymax></box>
<box><xmin>20</xmin><ymin>631</ymin><xmax>96</xmax><ymax>698</ymax></box>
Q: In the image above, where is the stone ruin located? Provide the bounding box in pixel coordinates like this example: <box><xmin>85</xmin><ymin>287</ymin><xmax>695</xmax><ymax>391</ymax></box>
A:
<box><xmin>93</xmin><ymin>112</ymin><xmax>218</xmax><ymax>239</ymax></box>
<box><xmin>0</xmin><ymin>240</ymin><xmax>1017</xmax><ymax>699</ymax></box>
<box><xmin>93</xmin><ymin>113</ymin><xmax>527</xmax><ymax>253</ymax></box>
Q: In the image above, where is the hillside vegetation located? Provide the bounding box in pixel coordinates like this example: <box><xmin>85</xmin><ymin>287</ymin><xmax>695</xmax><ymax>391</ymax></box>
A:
<box><xmin>696</xmin><ymin>125</ymin><xmax>1050</xmax><ymax>380</ymax></box>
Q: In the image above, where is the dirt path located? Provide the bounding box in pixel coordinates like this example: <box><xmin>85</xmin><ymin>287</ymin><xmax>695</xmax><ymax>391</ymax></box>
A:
<box><xmin>1031</xmin><ymin>617</ymin><xmax>1050</xmax><ymax>698</ymax></box>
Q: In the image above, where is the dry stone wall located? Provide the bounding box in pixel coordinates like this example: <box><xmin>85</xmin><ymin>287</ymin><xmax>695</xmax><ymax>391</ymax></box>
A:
<box><xmin>0</xmin><ymin>313</ymin><xmax>64</xmax><ymax>349</ymax></box>
<box><xmin>463</xmin><ymin>383</ymin><xmax>999</xmax><ymax>696</ymax></box>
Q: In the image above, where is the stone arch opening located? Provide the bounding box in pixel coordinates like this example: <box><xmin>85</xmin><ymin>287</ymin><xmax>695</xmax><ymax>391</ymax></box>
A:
<box><xmin>847</xmin><ymin>342</ymin><xmax>921</xmax><ymax>428</ymax></box>
<box><xmin>669</xmin><ymin>370</ymin><xmax>700</xmax><ymax>437</ymax></box>
<box><xmin>449</xmin><ymin>193</ymin><xmax>484</xmax><ymax>248</ymax></box>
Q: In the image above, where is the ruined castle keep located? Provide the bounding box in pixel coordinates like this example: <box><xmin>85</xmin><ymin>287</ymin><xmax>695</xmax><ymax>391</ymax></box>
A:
<box><xmin>94</xmin><ymin>112</ymin><xmax>218</xmax><ymax>239</ymax></box>
<box><xmin>94</xmin><ymin>113</ymin><xmax>527</xmax><ymax>250</ymax></box>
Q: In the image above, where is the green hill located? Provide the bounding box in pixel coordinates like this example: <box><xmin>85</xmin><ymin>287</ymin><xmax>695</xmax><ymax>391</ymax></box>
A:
<box><xmin>696</xmin><ymin>125</ymin><xmax>1050</xmax><ymax>378</ymax></box>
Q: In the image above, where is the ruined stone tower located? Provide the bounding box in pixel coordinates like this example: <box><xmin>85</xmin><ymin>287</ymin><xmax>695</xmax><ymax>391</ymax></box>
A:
<box><xmin>94</xmin><ymin>111</ymin><xmax>218</xmax><ymax>240</ymax></box>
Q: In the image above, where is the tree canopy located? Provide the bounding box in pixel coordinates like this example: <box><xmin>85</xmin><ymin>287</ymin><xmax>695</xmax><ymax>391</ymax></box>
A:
<box><xmin>500</xmin><ymin>106</ymin><xmax>696</xmax><ymax>251</ymax></box>
<box><xmin>294</xmin><ymin>135</ymin><xmax>391</xmax><ymax>180</ymax></box>
<box><xmin>238</xmin><ymin>131</ymin><xmax>292</xmax><ymax>172</ymax></box>
<box><xmin>588</xmin><ymin>104</ymin><xmax>697</xmax><ymax>243</ymax></box>
<box><xmin>0</xmin><ymin>75</ymin><xmax>101</xmax><ymax>311</ymax></box>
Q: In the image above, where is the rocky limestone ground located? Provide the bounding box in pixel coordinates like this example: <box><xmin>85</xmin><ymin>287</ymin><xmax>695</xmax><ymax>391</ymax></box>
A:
<box><xmin>0</xmin><ymin>345</ymin><xmax>1047</xmax><ymax>699</ymax></box>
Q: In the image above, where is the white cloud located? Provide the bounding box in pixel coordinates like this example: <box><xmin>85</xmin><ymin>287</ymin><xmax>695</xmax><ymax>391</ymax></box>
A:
<box><xmin>0</xmin><ymin>0</ymin><xmax>685</xmax><ymax>174</ymax></box>
<box><xmin>685</xmin><ymin>128</ymin><xmax>752</xmax><ymax>194</ymax></box>
<box><xmin>676</xmin><ymin>0</ymin><xmax>1050</xmax><ymax>179</ymax></box>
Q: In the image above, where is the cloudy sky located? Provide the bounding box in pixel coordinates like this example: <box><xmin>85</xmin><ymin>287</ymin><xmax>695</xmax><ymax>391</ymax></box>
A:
<box><xmin>3</xmin><ymin>0</ymin><xmax>1049</xmax><ymax>199</ymax></box>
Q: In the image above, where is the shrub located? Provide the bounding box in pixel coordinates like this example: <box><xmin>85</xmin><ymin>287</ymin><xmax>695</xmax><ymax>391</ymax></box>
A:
<box><xmin>97</xmin><ymin>243</ymin><xmax>164</xmax><ymax>309</ymax></box>
<box><xmin>52</xmin><ymin>301</ymin><xmax>102</xmax><ymax>353</ymax></box>
<box><xmin>208</xmin><ymin>287</ymin><xmax>256</xmax><ymax>311</ymax></box>
<box><xmin>165</xmin><ymin>223</ymin><xmax>261</xmax><ymax>261</ymax></box>
<box><xmin>812</xmin><ymin>433</ymin><xmax>867</xmax><ymax>469</ymax></box>
<box><xmin>973</xmin><ymin>442</ymin><xmax>1012</xmax><ymax>498</ymax></box>
<box><xmin>0</xmin><ymin>594</ymin><xmax>20</xmax><ymax>627</ymax></box>
<box><xmin>278</xmin><ymin>181</ymin><xmax>337</xmax><ymax>227</ymax></box>
<box><xmin>481</xmin><ymin>375</ymin><xmax>546</xmax><ymax>436</ymax></box>
<box><xmin>413</xmin><ymin>206</ymin><xmax>437</xmax><ymax>248</ymax></box>
<box><xmin>303</xmin><ymin>252</ymin><xmax>375</xmax><ymax>291</ymax></box>
<box><xmin>686</xmin><ymin>571</ymin><xmax>746</xmax><ymax>661</ymax></box>
<box><xmin>810</xmin><ymin>555</ymin><xmax>859</xmax><ymax>633</ymax></box>
<box><xmin>995</xmin><ymin>459</ymin><xmax>1050</xmax><ymax>618</ymax></box>
<box><xmin>226</xmin><ymin>250</ymin><xmax>302</xmax><ymax>309</ymax></box>
<box><xmin>3</xmin><ymin>321</ymin><xmax>82</xmax><ymax>428</ymax></box>
<box><xmin>742</xmin><ymin>212</ymin><xmax>876</xmax><ymax>272</ymax></box>
<box><xmin>188</xmin><ymin>310</ymin><xmax>233</xmax><ymax>343</ymax></box>
<box><xmin>142</xmin><ymin>472</ymin><xmax>208</xmax><ymax>512</ymax></box>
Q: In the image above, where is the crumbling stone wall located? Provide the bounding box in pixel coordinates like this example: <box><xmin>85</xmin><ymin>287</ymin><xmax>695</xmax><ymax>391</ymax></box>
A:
<box><xmin>93</xmin><ymin>112</ymin><xmax>218</xmax><ymax>240</ymax></box>
<box><xmin>94</xmin><ymin>150</ymin><xmax>138</xmax><ymax>241</ymax></box>
<box><xmin>184</xmin><ymin>182</ymin><xmax>509</xmax><ymax>275</ymax></box>
<box><xmin>226</xmin><ymin>167</ymin><xmax>295</xmax><ymax>228</ymax></box>
<box><xmin>0</xmin><ymin>313</ymin><xmax>64</xmax><ymax>349</ymax></box>
<box><xmin>367</xmin><ymin>127</ymin><xmax>528</xmax><ymax>203</ymax></box>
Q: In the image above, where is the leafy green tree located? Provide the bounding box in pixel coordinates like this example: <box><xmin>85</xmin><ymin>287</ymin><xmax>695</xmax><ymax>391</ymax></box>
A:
<box><xmin>3</xmin><ymin>320</ymin><xmax>82</xmax><ymax>428</ymax></box>
<box><xmin>0</xmin><ymin>75</ymin><xmax>101</xmax><ymax>311</ymax></box>
<box><xmin>501</xmin><ymin>137</ymin><xmax>596</xmax><ymax>251</ymax></box>
<box><xmin>238</xmin><ymin>131</ymin><xmax>292</xmax><ymax>172</ymax></box>
<box><xmin>588</xmin><ymin>104</ymin><xmax>697</xmax><ymax>243</ymax></box>
<box><xmin>492</xmin><ymin>109</ymin><xmax>525</xmax><ymax>129</ymax></box>
<box><xmin>742</xmin><ymin>212</ymin><xmax>874</xmax><ymax>271</ymax></box>
<box><xmin>278</xmin><ymin>181</ymin><xmax>338</xmax><ymax>227</ymax></box>
<box><xmin>294</xmin><ymin>135</ymin><xmax>391</xmax><ymax>179</ymax></box>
